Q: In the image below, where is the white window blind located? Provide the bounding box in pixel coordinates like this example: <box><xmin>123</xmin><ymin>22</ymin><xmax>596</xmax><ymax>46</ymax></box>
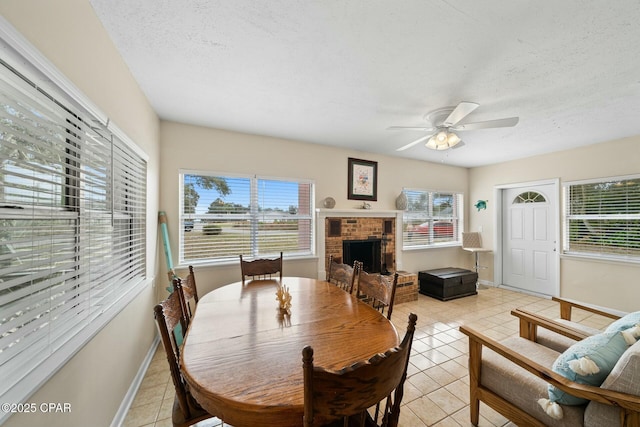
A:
<box><xmin>180</xmin><ymin>172</ymin><xmax>314</xmax><ymax>263</ymax></box>
<box><xmin>564</xmin><ymin>176</ymin><xmax>640</xmax><ymax>261</ymax></box>
<box><xmin>402</xmin><ymin>189</ymin><xmax>463</xmax><ymax>249</ymax></box>
<box><xmin>0</xmin><ymin>58</ymin><xmax>146</xmax><ymax>405</ymax></box>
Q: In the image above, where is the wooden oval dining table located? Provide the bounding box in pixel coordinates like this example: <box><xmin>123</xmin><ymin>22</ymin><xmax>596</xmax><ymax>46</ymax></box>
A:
<box><xmin>180</xmin><ymin>276</ymin><xmax>400</xmax><ymax>427</ymax></box>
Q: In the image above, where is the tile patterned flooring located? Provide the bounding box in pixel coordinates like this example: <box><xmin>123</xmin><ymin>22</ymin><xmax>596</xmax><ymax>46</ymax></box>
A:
<box><xmin>122</xmin><ymin>286</ymin><xmax>612</xmax><ymax>427</ymax></box>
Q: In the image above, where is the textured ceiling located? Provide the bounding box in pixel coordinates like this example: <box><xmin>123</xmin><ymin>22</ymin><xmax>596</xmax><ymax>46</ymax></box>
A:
<box><xmin>89</xmin><ymin>0</ymin><xmax>640</xmax><ymax>167</ymax></box>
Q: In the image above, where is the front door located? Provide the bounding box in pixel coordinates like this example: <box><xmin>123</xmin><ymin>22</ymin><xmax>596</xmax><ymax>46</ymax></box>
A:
<box><xmin>502</xmin><ymin>184</ymin><xmax>557</xmax><ymax>296</ymax></box>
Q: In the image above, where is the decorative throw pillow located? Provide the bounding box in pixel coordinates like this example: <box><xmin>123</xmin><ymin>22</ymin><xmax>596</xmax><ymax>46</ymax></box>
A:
<box><xmin>605</xmin><ymin>311</ymin><xmax>640</xmax><ymax>334</ymax></box>
<box><xmin>538</xmin><ymin>330</ymin><xmax>634</xmax><ymax>420</ymax></box>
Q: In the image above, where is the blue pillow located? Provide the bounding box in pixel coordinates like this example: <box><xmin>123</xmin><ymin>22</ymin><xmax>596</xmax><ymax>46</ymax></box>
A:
<box><xmin>548</xmin><ymin>331</ymin><xmax>630</xmax><ymax>405</ymax></box>
<box><xmin>604</xmin><ymin>311</ymin><xmax>640</xmax><ymax>334</ymax></box>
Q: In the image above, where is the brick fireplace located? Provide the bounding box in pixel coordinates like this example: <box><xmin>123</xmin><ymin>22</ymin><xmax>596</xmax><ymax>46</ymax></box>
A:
<box><xmin>316</xmin><ymin>209</ymin><xmax>417</xmax><ymax>303</ymax></box>
<box><xmin>316</xmin><ymin>209</ymin><xmax>403</xmax><ymax>278</ymax></box>
<box><xmin>325</xmin><ymin>216</ymin><xmax>396</xmax><ymax>273</ymax></box>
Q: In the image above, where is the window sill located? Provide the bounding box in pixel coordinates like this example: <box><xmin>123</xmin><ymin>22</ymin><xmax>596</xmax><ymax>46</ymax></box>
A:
<box><xmin>403</xmin><ymin>242</ymin><xmax>462</xmax><ymax>251</ymax></box>
<box><xmin>561</xmin><ymin>252</ymin><xmax>640</xmax><ymax>266</ymax></box>
<box><xmin>177</xmin><ymin>253</ymin><xmax>318</xmax><ymax>270</ymax></box>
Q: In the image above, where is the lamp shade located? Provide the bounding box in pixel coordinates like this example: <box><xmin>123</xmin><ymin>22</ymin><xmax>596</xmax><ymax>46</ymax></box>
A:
<box><xmin>425</xmin><ymin>130</ymin><xmax>461</xmax><ymax>150</ymax></box>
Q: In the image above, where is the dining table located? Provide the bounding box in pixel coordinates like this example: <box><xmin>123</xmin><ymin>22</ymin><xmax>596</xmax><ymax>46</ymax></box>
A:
<box><xmin>180</xmin><ymin>276</ymin><xmax>400</xmax><ymax>427</ymax></box>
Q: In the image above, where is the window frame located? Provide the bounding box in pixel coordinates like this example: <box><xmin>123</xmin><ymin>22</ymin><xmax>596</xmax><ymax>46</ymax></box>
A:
<box><xmin>563</xmin><ymin>174</ymin><xmax>640</xmax><ymax>263</ymax></box>
<box><xmin>0</xmin><ymin>22</ymin><xmax>149</xmax><ymax>419</ymax></box>
<box><xmin>401</xmin><ymin>188</ymin><xmax>464</xmax><ymax>250</ymax></box>
<box><xmin>178</xmin><ymin>170</ymin><xmax>315</xmax><ymax>265</ymax></box>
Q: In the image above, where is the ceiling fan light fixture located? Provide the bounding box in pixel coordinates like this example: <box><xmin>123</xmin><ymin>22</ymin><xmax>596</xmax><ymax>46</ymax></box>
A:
<box><xmin>426</xmin><ymin>130</ymin><xmax>461</xmax><ymax>150</ymax></box>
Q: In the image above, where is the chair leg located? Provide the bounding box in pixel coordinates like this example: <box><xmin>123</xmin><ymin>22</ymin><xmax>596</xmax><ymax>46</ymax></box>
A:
<box><xmin>474</xmin><ymin>252</ymin><xmax>480</xmax><ymax>289</ymax></box>
<box><xmin>468</xmin><ymin>339</ymin><xmax>482</xmax><ymax>426</ymax></box>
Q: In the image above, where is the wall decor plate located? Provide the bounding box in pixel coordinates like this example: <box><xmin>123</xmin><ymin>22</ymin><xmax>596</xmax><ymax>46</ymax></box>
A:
<box><xmin>323</xmin><ymin>197</ymin><xmax>336</xmax><ymax>208</ymax></box>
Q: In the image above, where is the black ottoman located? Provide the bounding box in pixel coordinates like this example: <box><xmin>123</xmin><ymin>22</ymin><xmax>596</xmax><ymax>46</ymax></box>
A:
<box><xmin>418</xmin><ymin>267</ymin><xmax>478</xmax><ymax>301</ymax></box>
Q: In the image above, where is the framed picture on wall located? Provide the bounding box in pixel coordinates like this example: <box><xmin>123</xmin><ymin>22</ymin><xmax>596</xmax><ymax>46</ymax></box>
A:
<box><xmin>348</xmin><ymin>157</ymin><xmax>377</xmax><ymax>201</ymax></box>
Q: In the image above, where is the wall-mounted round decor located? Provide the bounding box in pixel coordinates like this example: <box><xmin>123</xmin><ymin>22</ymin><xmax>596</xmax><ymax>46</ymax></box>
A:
<box><xmin>323</xmin><ymin>197</ymin><xmax>336</xmax><ymax>208</ymax></box>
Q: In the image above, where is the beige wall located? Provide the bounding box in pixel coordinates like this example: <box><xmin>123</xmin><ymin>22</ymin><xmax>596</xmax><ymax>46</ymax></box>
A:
<box><xmin>1</xmin><ymin>1</ymin><xmax>160</xmax><ymax>426</ymax></box>
<box><xmin>469</xmin><ymin>136</ymin><xmax>640</xmax><ymax>312</ymax></box>
<box><xmin>160</xmin><ymin>121</ymin><xmax>471</xmax><ymax>296</ymax></box>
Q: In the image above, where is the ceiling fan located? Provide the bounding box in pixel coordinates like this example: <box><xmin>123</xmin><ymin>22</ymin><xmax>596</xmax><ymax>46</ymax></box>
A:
<box><xmin>388</xmin><ymin>101</ymin><xmax>519</xmax><ymax>151</ymax></box>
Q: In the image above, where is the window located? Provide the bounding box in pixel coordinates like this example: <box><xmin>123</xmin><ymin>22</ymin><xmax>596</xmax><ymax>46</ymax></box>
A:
<box><xmin>513</xmin><ymin>191</ymin><xmax>546</xmax><ymax>204</ymax></box>
<box><xmin>179</xmin><ymin>171</ymin><xmax>314</xmax><ymax>263</ymax></box>
<box><xmin>402</xmin><ymin>189</ymin><xmax>463</xmax><ymax>249</ymax></box>
<box><xmin>564</xmin><ymin>175</ymin><xmax>640</xmax><ymax>261</ymax></box>
<box><xmin>0</xmin><ymin>54</ymin><xmax>146</xmax><ymax>408</ymax></box>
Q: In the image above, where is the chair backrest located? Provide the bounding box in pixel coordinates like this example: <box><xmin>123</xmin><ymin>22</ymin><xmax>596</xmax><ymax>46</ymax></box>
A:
<box><xmin>327</xmin><ymin>255</ymin><xmax>360</xmax><ymax>294</ymax></box>
<box><xmin>240</xmin><ymin>252</ymin><xmax>283</xmax><ymax>283</ymax></box>
<box><xmin>174</xmin><ymin>265</ymin><xmax>199</xmax><ymax>324</ymax></box>
<box><xmin>154</xmin><ymin>288</ymin><xmax>192</xmax><ymax>418</ymax></box>
<box><xmin>302</xmin><ymin>313</ymin><xmax>417</xmax><ymax>427</ymax></box>
<box><xmin>462</xmin><ymin>232</ymin><xmax>482</xmax><ymax>249</ymax></box>
<box><xmin>356</xmin><ymin>270</ymin><xmax>398</xmax><ymax>320</ymax></box>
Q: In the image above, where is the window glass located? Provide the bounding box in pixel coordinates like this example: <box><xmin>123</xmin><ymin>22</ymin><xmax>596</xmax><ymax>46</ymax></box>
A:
<box><xmin>0</xmin><ymin>59</ymin><xmax>146</xmax><ymax>410</ymax></box>
<box><xmin>180</xmin><ymin>172</ymin><xmax>314</xmax><ymax>263</ymax></box>
<box><xmin>564</xmin><ymin>176</ymin><xmax>640</xmax><ymax>261</ymax></box>
<box><xmin>403</xmin><ymin>189</ymin><xmax>463</xmax><ymax>248</ymax></box>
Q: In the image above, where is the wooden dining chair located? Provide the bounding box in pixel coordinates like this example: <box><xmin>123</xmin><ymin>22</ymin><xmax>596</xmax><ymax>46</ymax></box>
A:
<box><xmin>302</xmin><ymin>312</ymin><xmax>417</xmax><ymax>427</ymax></box>
<box><xmin>326</xmin><ymin>255</ymin><xmax>360</xmax><ymax>294</ymax></box>
<box><xmin>240</xmin><ymin>252</ymin><xmax>283</xmax><ymax>283</ymax></box>
<box><xmin>355</xmin><ymin>270</ymin><xmax>398</xmax><ymax>320</ymax></box>
<box><xmin>173</xmin><ymin>265</ymin><xmax>200</xmax><ymax>327</ymax></box>
<box><xmin>154</xmin><ymin>288</ymin><xmax>215</xmax><ymax>427</ymax></box>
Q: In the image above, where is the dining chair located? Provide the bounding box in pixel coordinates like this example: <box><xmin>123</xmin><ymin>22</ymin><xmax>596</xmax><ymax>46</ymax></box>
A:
<box><xmin>355</xmin><ymin>270</ymin><xmax>398</xmax><ymax>320</ymax></box>
<box><xmin>326</xmin><ymin>255</ymin><xmax>360</xmax><ymax>294</ymax></box>
<box><xmin>173</xmin><ymin>265</ymin><xmax>200</xmax><ymax>326</ymax></box>
<box><xmin>302</xmin><ymin>312</ymin><xmax>418</xmax><ymax>427</ymax></box>
<box><xmin>154</xmin><ymin>287</ymin><xmax>215</xmax><ymax>427</ymax></box>
<box><xmin>240</xmin><ymin>252</ymin><xmax>283</xmax><ymax>283</ymax></box>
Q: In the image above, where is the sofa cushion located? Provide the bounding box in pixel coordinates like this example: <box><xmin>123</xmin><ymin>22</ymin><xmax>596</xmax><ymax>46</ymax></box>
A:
<box><xmin>604</xmin><ymin>311</ymin><xmax>640</xmax><ymax>334</ymax></box>
<box><xmin>481</xmin><ymin>337</ymin><xmax>586</xmax><ymax>426</ymax></box>
<box><xmin>548</xmin><ymin>331</ymin><xmax>630</xmax><ymax>405</ymax></box>
<box><xmin>584</xmin><ymin>339</ymin><xmax>640</xmax><ymax>427</ymax></box>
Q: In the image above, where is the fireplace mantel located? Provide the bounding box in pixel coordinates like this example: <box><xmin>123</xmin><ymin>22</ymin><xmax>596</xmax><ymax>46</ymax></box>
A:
<box><xmin>316</xmin><ymin>208</ymin><xmax>401</xmax><ymax>218</ymax></box>
<box><xmin>316</xmin><ymin>208</ymin><xmax>404</xmax><ymax>278</ymax></box>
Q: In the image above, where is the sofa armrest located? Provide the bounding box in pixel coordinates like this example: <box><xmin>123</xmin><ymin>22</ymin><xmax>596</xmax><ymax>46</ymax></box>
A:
<box><xmin>551</xmin><ymin>297</ymin><xmax>622</xmax><ymax>321</ymax></box>
<box><xmin>459</xmin><ymin>325</ymin><xmax>640</xmax><ymax>414</ymax></box>
<box><xmin>511</xmin><ymin>308</ymin><xmax>592</xmax><ymax>342</ymax></box>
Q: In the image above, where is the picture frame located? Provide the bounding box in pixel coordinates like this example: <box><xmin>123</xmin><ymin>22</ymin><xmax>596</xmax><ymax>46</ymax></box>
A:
<box><xmin>348</xmin><ymin>157</ymin><xmax>377</xmax><ymax>201</ymax></box>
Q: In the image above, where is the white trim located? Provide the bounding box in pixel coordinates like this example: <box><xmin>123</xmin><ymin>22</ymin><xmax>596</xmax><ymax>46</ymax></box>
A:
<box><xmin>0</xmin><ymin>15</ymin><xmax>107</xmax><ymax>124</ymax></box>
<box><xmin>110</xmin><ymin>335</ymin><xmax>160</xmax><ymax>427</ymax></box>
<box><xmin>0</xmin><ymin>16</ymin><xmax>148</xmax><ymax>162</ymax></box>
<box><xmin>563</xmin><ymin>173</ymin><xmax>640</xmax><ymax>187</ymax></box>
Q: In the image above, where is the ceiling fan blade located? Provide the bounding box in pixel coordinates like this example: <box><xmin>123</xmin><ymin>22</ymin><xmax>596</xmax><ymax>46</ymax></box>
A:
<box><xmin>453</xmin><ymin>117</ymin><xmax>519</xmax><ymax>131</ymax></box>
<box><xmin>387</xmin><ymin>126</ymin><xmax>435</xmax><ymax>132</ymax></box>
<box><xmin>443</xmin><ymin>102</ymin><xmax>479</xmax><ymax>127</ymax></box>
<box><xmin>395</xmin><ymin>134</ymin><xmax>433</xmax><ymax>151</ymax></box>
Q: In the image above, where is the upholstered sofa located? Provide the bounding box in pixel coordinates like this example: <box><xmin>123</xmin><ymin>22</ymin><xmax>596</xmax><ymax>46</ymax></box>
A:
<box><xmin>460</xmin><ymin>304</ymin><xmax>640</xmax><ymax>426</ymax></box>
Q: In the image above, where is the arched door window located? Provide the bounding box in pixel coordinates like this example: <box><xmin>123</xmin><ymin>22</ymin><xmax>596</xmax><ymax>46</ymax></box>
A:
<box><xmin>512</xmin><ymin>191</ymin><xmax>546</xmax><ymax>204</ymax></box>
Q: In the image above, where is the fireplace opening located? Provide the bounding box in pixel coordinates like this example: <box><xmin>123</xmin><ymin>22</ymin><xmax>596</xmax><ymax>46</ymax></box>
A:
<box><xmin>343</xmin><ymin>239</ymin><xmax>381</xmax><ymax>273</ymax></box>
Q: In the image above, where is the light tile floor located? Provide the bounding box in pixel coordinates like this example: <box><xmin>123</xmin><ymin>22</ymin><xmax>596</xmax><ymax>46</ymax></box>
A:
<box><xmin>122</xmin><ymin>286</ymin><xmax>612</xmax><ymax>427</ymax></box>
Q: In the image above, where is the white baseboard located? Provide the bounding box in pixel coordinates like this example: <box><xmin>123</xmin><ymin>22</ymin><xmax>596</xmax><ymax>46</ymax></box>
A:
<box><xmin>111</xmin><ymin>335</ymin><xmax>160</xmax><ymax>427</ymax></box>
